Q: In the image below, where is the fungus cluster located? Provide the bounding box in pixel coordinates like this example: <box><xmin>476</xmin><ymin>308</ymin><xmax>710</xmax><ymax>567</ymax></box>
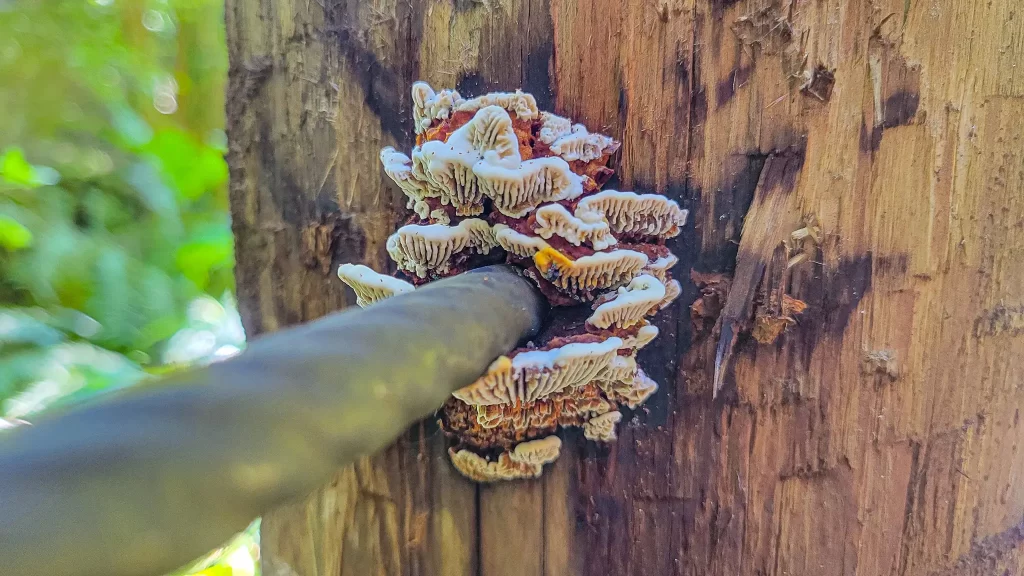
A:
<box><xmin>338</xmin><ymin>83</ymin><xmax>686</xmax><ymax>482</ymax></box>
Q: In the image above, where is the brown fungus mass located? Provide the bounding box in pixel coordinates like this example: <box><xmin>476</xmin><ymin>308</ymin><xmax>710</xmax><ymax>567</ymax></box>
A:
<box><xmin>338</xmin><ymin>83</ymin><xmax>687</xmax><ymax>482</ymax></box>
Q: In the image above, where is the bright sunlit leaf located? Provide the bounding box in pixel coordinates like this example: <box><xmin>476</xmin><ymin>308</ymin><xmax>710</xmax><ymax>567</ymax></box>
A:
<box><xmin>0</xmin><ymin>148</ymin><xmax>37</xmax><ymax>187</ymax></box>
<box><xmin>0</xmin><ymin>215</ymin><xmax>33</xmax><ymax>250</ymax></box>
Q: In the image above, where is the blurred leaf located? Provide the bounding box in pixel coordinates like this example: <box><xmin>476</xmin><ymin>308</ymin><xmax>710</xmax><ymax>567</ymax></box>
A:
<box><xmin>176</xmin><ymin>219</ymin><xmax>233</xmax><ymax>290</ymax></box>
<box><xmin>0</xmin><ymin>309</ymin><xmax>63</xmax><ymax>348</ymax></box>
<box><xmin>0</xmin><ymin>214</ymin><xmax>32</xmax><ymax>249</ymax></box>
<box><xmin>0</xmin><ymin>147</ymin><xmax>35</xmax><ymax>186</ymax></box>
<box><xmin>0</xmin><ymin>148</ymin><xmax>60</xmax><ymax>188</ymax></box>
<box><xmin>145</xmin><ymin>128</ymin><xmax>228</xmax><ymax>201</ymax></box>
<box><xmin>190</xmin><ymin>567</ymin><xmax>233</xmax><ymax>576</ymax></box>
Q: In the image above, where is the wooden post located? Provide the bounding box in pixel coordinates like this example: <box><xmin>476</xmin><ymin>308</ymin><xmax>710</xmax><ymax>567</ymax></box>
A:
<box><xmin>225</xmin><ymin>1</ymin><xmax>1024</xmax><ymax>574</ymax></box>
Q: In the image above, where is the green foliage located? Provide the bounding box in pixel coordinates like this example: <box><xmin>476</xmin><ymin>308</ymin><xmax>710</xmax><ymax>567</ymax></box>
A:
<box><xmin>0</xmin><ymin>0</ymin><xmax>235</xmax><ymax>411</ymax></box>
<box><xmin>0</xmin><ymin>1</ymin><xmax>252</xmax><ymax>571</ymax></box>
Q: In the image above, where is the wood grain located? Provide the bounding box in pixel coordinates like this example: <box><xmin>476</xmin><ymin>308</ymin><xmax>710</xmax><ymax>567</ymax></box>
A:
<box><xmin>225</xmin><ymin>0</ymin><xmax>1024</xmax><ymax>574</ymax></box>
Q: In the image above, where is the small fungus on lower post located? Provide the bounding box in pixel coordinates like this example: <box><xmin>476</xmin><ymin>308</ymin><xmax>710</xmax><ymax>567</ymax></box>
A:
<box><xmin>336</xmin><ymin>264</ymin><xmax>415</xmax><ymax>308</ymax></box>
<box><xmin>339</xmin><ymin>82</ymin><xmax>688</xmax><ymax>482</ymax></box>
<box><xmin>448</xmin><ymin>435</ymin><xmax>561</xmax><ymax>482</ymax></box>
<box><xmin>583</xmin><ymin>411</ymin><xmax>623</xmax><ymax>442</ymax></box>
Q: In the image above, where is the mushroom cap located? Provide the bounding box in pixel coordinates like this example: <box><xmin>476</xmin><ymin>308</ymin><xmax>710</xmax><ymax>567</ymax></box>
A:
<box><xmin>643</xmin><ymin>253</ymin><xmax>680</xmax><ymax>283</ymax></box>
<box><xmin>533</xmin><ymin>247</ymin><xmax>649</xmax><ymax>296</ymax></box>
<box><xmin>336</xmin><ymin>263</ymin><xmax>415</xmax><ymax>308</ymax></box>
<box><xmin>533</xmin><ymin>203</ymin><xmax>617</xmax><ymax>250</ymax></box>
<box><xmin>538</xmin><ymin>112</ymin><xmax>573</xmax><ymax>144</ymax></box>
<box><xmin>411</xmin><ymin>82</ymin><xmax>464</xmax><ymax>133</ymax></box>
<box><xmin>548</xmin><ymin>124</ymin><xmax>618</xmax><ymax>163</ymax></box>
<box><xmin>447</xmin><ymin>435</ymin><xmax>561</xmax><ymax>482</ymax></box>
<box><xmin>583</xmin><ymin>411</ymin><xmax>623</xmax><ymax>442</ymax></box>
<box><xmin>474</xmin><ymin>157</ymin><xmax>584</xmax><ymax>218</ymax></box>
<box><xmin>508</xmin><ymin>435</ymin><xmax>562</xmax><ymax>464</ymax></box>
<box><xmin>587</xmin><ymin>274</ymin><xmax>668</xmax><ymax>329</ymax></box>
<box><xmin>602</xmin><ymin>368</ymin><xmax>659</xmax><ymax>409</ymax></box>
<box><xmin>456</xmin><ymin>90</ymin><xmax>540</xmax><ymax>121</ymax></box>
<box><xmin>598</xmin><ymin>354</ymin><xmax>639</xmax><ymax>383</ymax></box>
<box><xmin>410</xmin><ymin>106</ymin><xmax>525</xmax><ymax>215</ymax></box>
<box><xmin>386</xmin><ymin>219</ymin><xmax>495</xmax><ymax>278</ymax></box>
<box><xmin>577</xmin><ymin>190</ymin><xmax>689</xmax><ymax>238</ymax></box>
<box><xmin>380</xmin><ymin>147</ymin><xmax>431</xmax><ymax>202</ymax></box>
<box><xmin>492</xmin><ymin>223</ymin><xmax>551</xmax><ymax>258</ymax></box>
<box><xmin>659</xmin><ymin>278</ymin><xmax>682</xmax><ymax>310</ymax></box>
<box><xmin>621</xmin><ymin>322</ymin><xmax>660</xmax><ymax>350</ymax></box>
<box><xmin>452</xmin><ymin>337</ymin><xmax>624</xmax><ymax>406</ymax></box>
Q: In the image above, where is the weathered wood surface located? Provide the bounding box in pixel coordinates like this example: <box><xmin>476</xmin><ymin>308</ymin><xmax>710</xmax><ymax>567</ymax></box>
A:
<box><xmin>224</xmin><ymin>0</ymin><xmax>1024</xmax><ymax>574</ymax></box>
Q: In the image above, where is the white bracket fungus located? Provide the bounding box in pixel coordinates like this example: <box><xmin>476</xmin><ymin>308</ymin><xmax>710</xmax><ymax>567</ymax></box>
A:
<box><xmin>492</xmin><ymin>224</ymin><xmax>551</xmax><ymax>258</ymax></box>
<box><xmin>599</xmin><ymin>355</ymin><xmax>639</xmax><ymax>384</ymax></box>
<box><xmin>349</xmin><ymin>82</ymin><xmax>691</xmax><ymax>482</ymax></box>
<box><xmin>643</xmin><ymin>253</ymin><xmax>679</xmax><ymax>283</ymax></box>
<box><xmin>533</xmin><ymin>247</ymin><xmax>649</xmax><ymax>295</ymax></box>
<box><xmin>621</xmin><ymin>323</ymin><xmax>660</xmax><ymax>350</ymax></box>
<box><xmin>448</xmin><ymin>435</ymin><xmax>561</xmax><ymax>482</ymax></box>
<box><xmin>386</xmin><ymin>219</ymin><xmax>496</xmax><ymax>278</ymax></box>
<box><xmin>380</xmin><ymin>147</ymin><xmax>430</xmax><ymax>202</ymax></box>
<box><xmin>602</xmin><ymin>369</ymin><xmax>659</xmax><ymax>409</ymax></box>
<box><xmin>456</xmin><ymin>90</ymin><xmax>539</xmax><ymax>121</ymax></box>
<box><xmin>411</xmin><ymin>82</ymin><xmax>463</xmax><ymax>134</ymax></box>
<box><xmin>411</xmin><ymin>105</ymin><xmax>521</xmax><ymax>216</ymax></box>
<box><xmin>452</xmin><ymin>337</ymin><xmax>624</xmax><ymax>406</ymax></box>
<box><xmin>538</xmin><ymin>112</ymin><xmax>618</xmax><ymax>163</ymax></box>
<box><xmin>337</xmin><ymin>264</ymin><xmax>414</xmax><ymax>308</ymax></box>
<box><xmin>475</xmin><ymin>157</ymin><xmax>584</xmax><ymax>218</ymax></box>
<box><xmin>577</xmin><ymin>190</ymin><xmax>689</xmax><ymax>238</ymax></box>
<box><xmin>582</xmin><ymin>411</ymin><xmax>623</xmax><ymax>442</ymax></box>
<box><xmin>587</xmin><ymin>274</ymin><xmax>667</xmax><ymax>329</ymax></box>
<box><xmin>659</xmin><ymin>279</ymin><xmax>682</xmax><ymax>310</ymax></box>
<box><xmin>533</xmin><ymin>204</ymin><xmax>616</xmax><ymax>250</ymax></box>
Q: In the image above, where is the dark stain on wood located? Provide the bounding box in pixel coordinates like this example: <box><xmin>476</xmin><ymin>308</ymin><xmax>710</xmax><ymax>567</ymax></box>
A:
<box><xmin>860</xmin><ymin>121</ymin><xmax>883</xmax><ymax>153</ymax></box>
<box><xmin>523</xmin><ymin>37</ymin><xmax>555</xmax><ymax>110</ymax></box>
<box><xmin>452</xmin><ymin>0</ymin><xmax>483</xmax><ymax>13</ymax></box>
<box><xmin>455</xmin><ymin>71</ymin><xmax>488</xmax><ymax>97</ymax></box>
<box><xmin>757</xmin><ymin>147</ymin><xmax>805</xmax><ymax>197</ymax></box>
<box><xmin>930</xmin><ymin>515</ymin><xmax>1024</xmax><ymax>576</ymax></box>
<box><xmin>227</xmin><ymin>55</ymin><xmax>273</xmax><ymax>103</ymax></box>
<box><xmin>710</xmin><ymin>0</ymin><xmax>742</xmax><ymax>19</ymax></box>
<box><xmin>695</xmin><ymin>155</ymin><xmax>768</xmax><ymax>272</ymax></box>
<box><xmin>801</xmin><ymin>253</ymin><xmax>905</xmax><ymax>344</ymax></box>
<box><xmin>256</xmin><ymin>119</ymin><xmax>307</xmax><ymax>226</ymax></box>
<box><xmin>716</xmin><ymin>63</ymin><xmax>754</xmax><ymax>107</ymax></box>
<box><xmin>882</xmin><ymin>90</ymin><xmax>921</xmax><ymax>128</ymax></box>
<box><xmin>862</xmin><ymin>91</ymin><xmax>920</xmax><ymax>152</ymax></box>
<box><xmin>616</xmin><ymin>83</ymin><xmax>630</xmax><ymax>136</ymax></box>
<box><xmin>864</xmin><ymin>35</ymin><xmax>922</xmax><ymax>152</ymax></box>
<box><xmin>674</xmin><ymin>39</ymin><xmax>690</xmax><ymax>82</ymax></box>
<box><xmin>327</xmin><ymin>27</ymin><xmax>411</xmax><ymax>145</ymax></box>
<box><xmin>973</xmin><ymin>303</ymin><xmax>1024</xmax><ymax>338</ymax></box>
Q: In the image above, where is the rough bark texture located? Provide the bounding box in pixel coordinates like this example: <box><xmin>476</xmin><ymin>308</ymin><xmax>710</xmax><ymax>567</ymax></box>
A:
<box><xmin>224</xmin><ymin>0</ymin><xmax>1024</xmax><ymax>574</ymax></box>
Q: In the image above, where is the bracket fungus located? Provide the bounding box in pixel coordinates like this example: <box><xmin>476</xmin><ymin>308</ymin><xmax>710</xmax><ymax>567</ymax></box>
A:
<box><xmin>338</xmin><ymin>83</ymin><xmax>688</xmax><ymax>482</ymax></box>
<box><xmin>336</xmin><ymin>264</ymin><xmax>414</xmax><ymax>307</ymax></box>
<box><xmin>587</xmin><ymin>274</ymin><xmax>667</xmax><ymax>329</ymax></box>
